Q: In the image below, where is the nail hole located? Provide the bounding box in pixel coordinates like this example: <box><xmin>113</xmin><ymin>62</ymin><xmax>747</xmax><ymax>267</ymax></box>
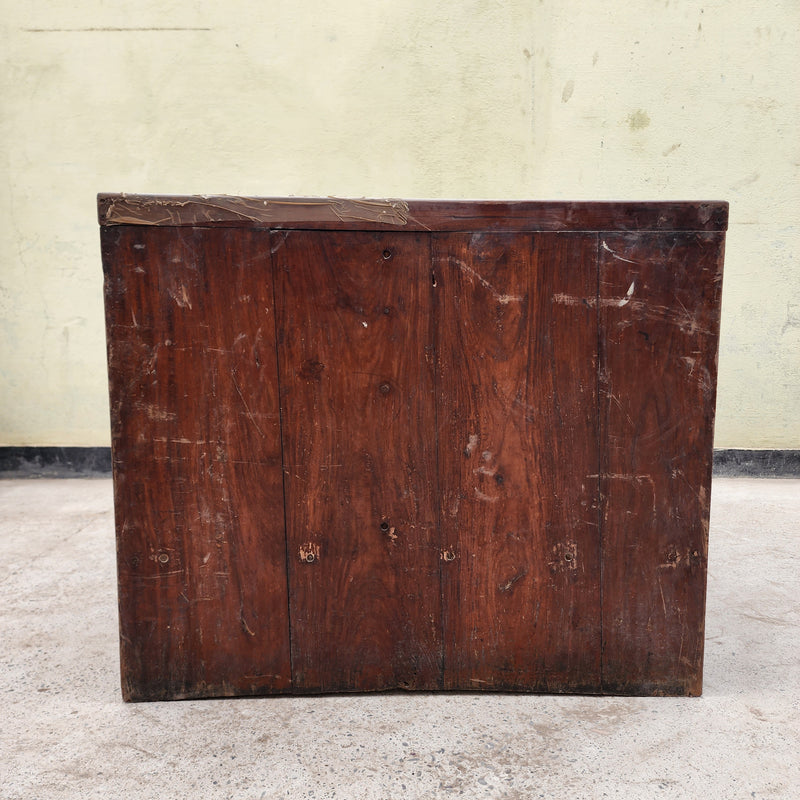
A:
<box><xmin>383</xmin><ymin>306</ymin><xmax>391</xmax><ymax>315</ymax></box>
<box><xmin>380</xmin><ymin>521</ymin><xmax>390</xmax><ymax>532</ymax></box>
<box><xmin>379</xmin><ymin>382</ymin><xmax>391</xmax><ymax>394</ymax></box>
<box><xmin>158</xmin><ymin>553</ymin><xmax>170</xmax><ymax>564</ymax></box>
<box><xmin>305</xmin><ymin>553</ymin><xmax>315</xmax><ymax>563</ymax></box>
<box><xmin>564</xmin><ymin>552</ymin><xmax>573</xmax><ymax>562</ymax></box>
<box><xmin>494</xmin><ymin>473</ymin><xmax>504</xmax><ymax>485</ymax></box>
<box><xmin>382</xmin><ymin>249</ymin><xmax>392</xmax><ymax>260</ymax></box>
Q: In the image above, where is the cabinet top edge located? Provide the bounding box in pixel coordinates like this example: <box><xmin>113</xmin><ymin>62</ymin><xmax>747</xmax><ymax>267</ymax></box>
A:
<box><xmin>97</xmin><ymin>194</ymin><xmax>729</xmax><ymax>232</ymax></box>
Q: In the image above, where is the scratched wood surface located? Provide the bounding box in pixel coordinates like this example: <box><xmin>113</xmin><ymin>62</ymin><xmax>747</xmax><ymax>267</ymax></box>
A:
<box><xmin>598</xmin><ymin>232</ymin><xmax>725</xmax><ymax>695</ymax></box>
<box><xmin>433</xmin><ymin>233</ymin><xmax>601</xmax><ymax>691</ymax></box>
<box><xmin>101</xmin><ymin>199</ymin><xmax>726</xmax><ymax>700</ymax></box>
<box><xmin>102</xmin><ymin>226</ymin><xmax>291</xmax><ymax>700</ymax></box>
<box><xmin>273</xmin><ymin>231</ymin><xmax>443</xmax><ymax>692</ymax></box>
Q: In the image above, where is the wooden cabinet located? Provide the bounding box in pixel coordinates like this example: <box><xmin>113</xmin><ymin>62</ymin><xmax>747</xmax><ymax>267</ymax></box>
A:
<box><xmin>99</xmin><ymin>195</ymin><xmax>727</xmax><ymax>700</ymax></box>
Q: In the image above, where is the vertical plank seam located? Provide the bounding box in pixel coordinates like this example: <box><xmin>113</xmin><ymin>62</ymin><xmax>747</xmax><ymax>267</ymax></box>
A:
<box><xmin>430</xmin><ymin>233</ymin><xmax>446</xmax><ymax>690</ymax></box>
<box><xmin>268</xmin><ymin>229</ymin><xmax>296</xmax><ymax>692</ymax></box>
<box><xmin>595</xmin><ymin>232</ymin><xmax>605</xmax><ymax>694</ymax></box>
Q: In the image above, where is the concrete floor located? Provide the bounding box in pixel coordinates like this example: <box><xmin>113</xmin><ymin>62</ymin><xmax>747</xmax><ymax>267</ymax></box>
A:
<box><xmin>1</xmin><ymin>478</ymin><xmax>798</xmax><ymax>800</ymax></box>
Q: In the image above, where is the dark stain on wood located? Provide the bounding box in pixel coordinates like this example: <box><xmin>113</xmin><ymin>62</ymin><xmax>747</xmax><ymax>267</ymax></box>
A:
<box><xmin>100</xmin><ymin>196</ymin><xmax>727</xmax><ymax>700</ymax></box>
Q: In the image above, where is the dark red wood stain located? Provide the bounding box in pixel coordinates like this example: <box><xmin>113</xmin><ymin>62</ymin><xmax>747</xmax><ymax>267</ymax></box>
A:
<box><xmin>100</xmin><ymin>196</ymin><xmax>727</xmax><ymax>700</ymax></box>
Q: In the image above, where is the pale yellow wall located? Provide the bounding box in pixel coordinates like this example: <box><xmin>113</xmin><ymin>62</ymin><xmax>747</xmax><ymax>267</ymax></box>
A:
<box><xmin>1</xmin><ymin>1</ymin><xmax>798</xmax><ymax>447</ymax></box>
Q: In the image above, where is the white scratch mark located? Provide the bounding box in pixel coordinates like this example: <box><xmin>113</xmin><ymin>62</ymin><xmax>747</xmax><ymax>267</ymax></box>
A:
<box><xmin>139</xmin><ymin>570</ymin><xmax>183</xmax><ymax>580</ymax></box>
<box><xmin>146</xmin><ymin>407</ymin><xmax>177</xmax><ymax>421</ymax></box>
<box><xmin>270</xmin><ymin>230</ymin><xmax>290</xmax><ymax>253</ymax></box>
<box><xmin>618</xmin><ymin>281</ymin><xmax>635</xmax><ymax>307</ymax></box>
<box><xmin>361</xmin><ymin>321</ymin><xmax>368</xmax><ymax>328</ymax></box>
<box><xmin>604</xmin><ymin>392</ymin><xmax>636</xmax><ymax>427</ymax></box>
<box><xmin>474</xmin><ymin>488</ymin><xmax>498</xmax><ymax>503</ymax></box>
<box><xmin>474</xmin><ymin>465</ymin><xmax>496</xmax><ymax>477</ymax></box>
<box><xmin>169</xmin><ymin>284</ymin><xmax>193</xmax><ymax>309</ymax></box>
<box><xmin>153</xmin><ymin>437</ymin><xmax>207</xmax><ymax>444</ymax></box>
<box><xmin>553</xmin><ymin>293</ymin><xmax>594</xmax><ymax>307</ymax></box>
<box><xmin>436</xmin><ymin>256</ymin><xmax>523</xmax><ymax>304</ymax></box>
<box><xmin>657</xmin><ymin>574</ymin><xmax>668</xmax><ymax>617</ymax></box>
<box><xmin>589</xmin><ymin>473</ymin><xmax>657</xmax><ymax>518</ymax></box>
<box><xmin>602</xmin><ymin>240</ymin><xmax>640</xmax><ymax>264</ymax></box>
<box><xmin>232</xmin><ymin>371</ymin><xmax>265</xmax><ymax>437</ymax></box>
<box><xmin>240</xmin><ymin>614</ymin><xmax>256</xmax><ymax>637</ymax></box>
<box><xmin>680</xmin><ymin>355</ymin><xmax>697</xmax><ymax>375</ymax></box>
<box><xmin>464</xmin><ymin>434</ymin><xmax>479</xmax><ymax>456</ymax></box>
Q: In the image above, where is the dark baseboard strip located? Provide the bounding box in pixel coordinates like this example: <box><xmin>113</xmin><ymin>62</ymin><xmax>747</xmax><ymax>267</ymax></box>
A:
<box><xmin>0</xmin><ymin>447</ymin><xmax>112</xmax><ymax>478</ymax></box>
<box><xmin>1</xmin><ymin>447</ymin><xmax>798</xmax><ymax>479</ymax></box>
<box><xmin>712</xmin><ymin>449</ymin><xmax>800</xmax><ymax>477</ymax></box>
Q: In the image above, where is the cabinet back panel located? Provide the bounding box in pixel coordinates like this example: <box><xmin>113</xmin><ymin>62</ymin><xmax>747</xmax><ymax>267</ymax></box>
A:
<box><xmin>99</xmin><ymin>197</ymin><xmax>727</xmax><ymax>699</ymax></box>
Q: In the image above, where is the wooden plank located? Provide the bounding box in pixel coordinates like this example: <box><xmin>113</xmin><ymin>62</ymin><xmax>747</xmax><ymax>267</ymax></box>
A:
<box><xmin>273</xmin><ymin>230</ymin><xmax>442</xmax><ymax>692</ymax></box>
<box><xmin>434</xmin><ymin>232</ymin><xmax>601</xmax><ymax>692</ymax></box>
<box><xmin>598</xmin><ymin>232</ymin><xmax>725</xmax><ymax>695</ymax></box>
<box><xmin>102</xmin><ymin>226</ymin><xmax>291</xmax><ymax>700</ymax></box>
<box><xmin>98</xmin><ymin>194</ymin><xmax>729</xmax><ymax>233</ymax></box>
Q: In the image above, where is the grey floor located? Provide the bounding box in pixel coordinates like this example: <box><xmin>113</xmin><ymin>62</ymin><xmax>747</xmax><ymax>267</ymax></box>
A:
<box><xmin>2</xmin><ymin>478</ymin><xmax>798</xmax><ymax>800</ymax></box>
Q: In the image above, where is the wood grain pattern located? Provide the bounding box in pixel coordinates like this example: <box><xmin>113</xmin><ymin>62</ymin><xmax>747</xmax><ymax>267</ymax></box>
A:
<box><xmin>102</xmin><ymin>226</ymin><xmax>291</xmax><ymax>700</ymax></box>
<box><xmin>434</xmin><ymin>233</ymin><xmax>601</xmax><ymax>691</ymax></box>
<box><xmin>99</xmin><ymin>194</ymin><xmax>729</xmax><ymax>233</ymax></box>
<box><xmin>273</xmin><ymin>231</ymin><xmax>442</xmax><ymax>692</ymax></box>
<box><xmin>598</xmin><ymin>232</ymin><xmax>724</xmax><ymax>695</ymax></box>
